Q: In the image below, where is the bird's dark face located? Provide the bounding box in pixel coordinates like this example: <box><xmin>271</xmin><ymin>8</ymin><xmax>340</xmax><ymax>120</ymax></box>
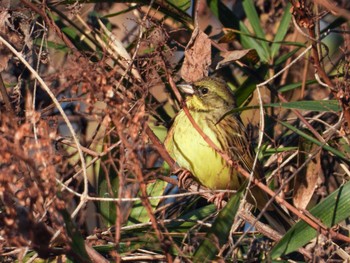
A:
<box><xmin>179</xmin><ymin>77</ymin><xmax>236</xmax><ymax>112</ymax></box>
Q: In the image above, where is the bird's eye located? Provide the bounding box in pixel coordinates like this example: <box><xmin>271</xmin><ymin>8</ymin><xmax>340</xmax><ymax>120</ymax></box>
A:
<box><xmin>201</xmin><ymin>87</ymin><xmax>209</xmax><ymax>95</ymax></box>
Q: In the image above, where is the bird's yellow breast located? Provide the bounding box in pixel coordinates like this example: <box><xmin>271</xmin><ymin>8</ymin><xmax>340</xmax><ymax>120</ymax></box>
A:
<box><xmin>165</xmin><ymin>110</ymin><xmax>239</xmax><ymax>190</ymax></box>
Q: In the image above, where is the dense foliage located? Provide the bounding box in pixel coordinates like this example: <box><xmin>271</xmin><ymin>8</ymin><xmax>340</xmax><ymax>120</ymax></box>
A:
<box><xmin>1</xmin><ymin>0</ymin><xmax>350</xmax><ymax>262</ymax></box>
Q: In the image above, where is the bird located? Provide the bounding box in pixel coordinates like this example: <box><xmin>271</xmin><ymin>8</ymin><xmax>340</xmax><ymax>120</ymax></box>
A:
<box><xmin>164</xmin><ymin>76</ymin><xmax>292</xmax><ymax>233</ymax></box>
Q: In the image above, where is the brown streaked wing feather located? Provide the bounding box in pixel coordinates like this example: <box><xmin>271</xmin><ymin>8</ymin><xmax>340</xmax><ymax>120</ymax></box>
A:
<box><xmin>214</xmin><ymin>113</ymin><xmax>272</xmax><ymax>210</ymax></box>
<box><xmin>215</xmin><ymin>114</ymin><xmax>264</xmax><ymax>181</ymax></box>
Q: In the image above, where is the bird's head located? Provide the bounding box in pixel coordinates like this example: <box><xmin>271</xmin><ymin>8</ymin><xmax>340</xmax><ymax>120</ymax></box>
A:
<box><xmin>178</xmin><ymin>77</ymin><xmax>236</xmax><ymax>112</ymax></box>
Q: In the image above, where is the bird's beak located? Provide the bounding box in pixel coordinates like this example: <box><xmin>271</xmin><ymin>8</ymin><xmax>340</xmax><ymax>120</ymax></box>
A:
<box><xmin>177</xmin><ymin>84</ymin><xmax>194</xmax><ymax>95</ymax></box>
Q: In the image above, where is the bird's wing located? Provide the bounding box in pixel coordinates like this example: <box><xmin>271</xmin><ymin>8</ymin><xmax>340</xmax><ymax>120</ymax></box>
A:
<box><xmin>215</xmin><ymin>115</ymin><xmax>264</xmax><ymax>181</ymax></box>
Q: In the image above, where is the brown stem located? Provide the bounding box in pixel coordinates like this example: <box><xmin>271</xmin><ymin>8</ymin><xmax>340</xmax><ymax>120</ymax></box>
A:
<box><xmin>20</xmin><ymin>0</ymin><xmax>75</xmax><ymax>50</ymax></box>
<box><xmin>145</xmin><ymin>126</ymin><xmax>174</xmax><ymax>169</ymax></box>
<box><xmin>236</xmin><ymin>164</ymin><xmax>350</xmax><ymax>243</ymax></box>
<box><xmin>0</xmin><ymin>73</ymin><xmax>14</xmax><ymax>114</ymax></box>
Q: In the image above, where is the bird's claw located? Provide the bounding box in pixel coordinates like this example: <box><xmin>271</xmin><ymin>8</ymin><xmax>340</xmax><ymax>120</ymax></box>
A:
<box><xmin>173</xmin><ymin>169</ymin><xmax>228</xmax><ymax>209</ymax></box>
<box><xmin>208</xmin><ymin>192</ymin><xmax>227</xmax><ymax>209</ymax></box>
<box><xmin>173</xmin><ymin>168</ymin><xmax>193</xmax><ymax>189</ymax></box>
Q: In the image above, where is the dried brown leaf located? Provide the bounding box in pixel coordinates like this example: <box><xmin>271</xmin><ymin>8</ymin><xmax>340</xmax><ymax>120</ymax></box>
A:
<box><xmin>216</xmin><ymin>49</ymin><xmax>259</xmax><ymax>70</ymax></box>
<box><xmin>218</xmin><ymin>28</ymin><xmax>238</xmax><ymax>43</ymax></box>
<box><xmin>181</xmin><ymin>28</ymin><xmax>211</xmax><ymax>83</ymax></box>
<box><xmin>293</xmin><ymin>143</ymin><xmax>322</xmax><ymax>209</ymax></box>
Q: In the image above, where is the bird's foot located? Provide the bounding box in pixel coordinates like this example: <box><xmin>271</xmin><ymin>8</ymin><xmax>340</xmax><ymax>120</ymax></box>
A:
<box><xmin>174</xmin><ymin>168</ymin><xmax>193</xmax><ymax>189</ymax></box>
<box><xmin>208</xmin><ymin>192</ymin><xmax>227</xmax><ymax>209</ymax></box>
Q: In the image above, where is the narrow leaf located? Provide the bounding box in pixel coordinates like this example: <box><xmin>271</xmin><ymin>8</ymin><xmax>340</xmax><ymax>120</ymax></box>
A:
<box><xmin>278</xmin><ymin>79</ymin><xmax>316</xmax><ymax>92</ymax></box>
<box><xmin>237</xmin><ymin>23</ymin><xmax>267</xmax><ymax>61</ymax></box>
<box><xmin>271</xmin><ymin>3</ymin><xmax>292</xmax><ymax>58</ymax></box>
<box><xmin>127</xmin><ymin>180</ymin><xmax>166</xmax><ymax>224</ymax></box>
<box><xmin>60</xmin><ymin>209</ymin><xmax>92</xmax><ymax>263</ymax></box>
<box><xmin>268</xmin><ymin>100</ymin><xmax>341</xmax><ymax>112</ymax></box>
<box><xmin>207</xmin><ymin>0</ymin><xmax>239</xmax><ymax>29</ymax></box>
<box><xmin>271</xmin><ymin>180</ymin><xmax>350</xmax><ymax>258</ymax></box>
<box><xmin>242</xmin><ymin>0</ymin><xmax>269</xmax><ymax>56</ymax></box>
<box><xmin>279</xmin><ymin>121</ymin><xmax>346</xmax><ymax>161</ymax></box>
<box><xmin>193</xmin><ymin>189</ymin><xmax>243</xmax><ymax>262</ymax></box>
<box><xmin>293</xmin><ymin>138</ymin><xmax>321</xmax><ymax>209</ymax></box>
<box><xmin>234</xmin><ymin>66</ymin><xmax>268</xmax><ymax>106</ymax></box>
<box><xmin>167</xmin><ymin>0</ymin><xmax>190</xmax><ymax>11</ymax></box>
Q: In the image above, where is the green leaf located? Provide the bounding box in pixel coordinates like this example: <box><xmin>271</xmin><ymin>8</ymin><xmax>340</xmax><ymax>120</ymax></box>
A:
<box><xmin>227</xmin><ymin>100</ymin><xmax>340</xmax><ymax>119</ymax></box>
<box><xmin>103</xmin><ymin>5</ymin><xmax>139</xmax><ymax>18</ymax></box>
<box><xmin>193</xmin><ymin>189</ymin><xmax>243</xmax><ymax>262</ymax></box>
<box><xmin>98</xmin><ymin>176</ymin><xmax>118</xmax><ymax>226</ymax></box>
<box><xmin>61</xmin><ymin>0</ymin><xmax>193</xmax><ymax>29</ymax></box>
<box><xmin>239</xmin><ymin>23</ymin><xmax>268</xmax><ymax>62</ymax></box>
<box><xmin>279</xmin><ymin>121</ymin><xmax>346</xmax><ymax>161</ymax></box>
<box><xmin>127</xmin><ymin>180</ymin><xmax>167</xmax><ymax>224</ymax></box>
<box><xmin>234</xmin><ymin>66</ymin><xmax>268</xmax><ymax>106</ymax></box>
<box><xmin>274</xmin><ymin>46</ymin><xmax>303</xmax><ymax>68</ymax></box>
<box><xmin>271</xmin><ymin>3</ymin><xmax>292</xmax><ymax>58</ymax></box>
<box><xmin>268</xmin><ymin>100</ymin><xmax>341</xmax><ymax>112</ymax></box>
<box><xmin>242</xmin><ymin>0</ymin><xmax>269</xmax><ymax>57</ymax></box>
<box><xmin>235</xmin><ymin>79</ymin><xmax>257</xmax><ymax>107</ymax></box>
<box><xmin>94</xmin><ymin>242</ymin><xmax>146</xmax><ymax>255</ymax></box>
<box><xmin>98</xmin><ymin>135</ymin><xmax>119</xmax><ymax>226</ymax></box>
<box><xmin>271</xmin><ymin>180</ymin><xmax>350</xmax><ymax>258</ymax></box>
<box><xmin>168</xmin><ymin>204</ymin><xmax>217</xmax><ymax>231</ymax></box>
<box><xmin>156</xmin><ymin>0</ymin><xmax>193</xmax><ymax>28</ymax></box>
<box><xmin>207</xmin><ymin>0</ymin><xmax>267</xmax><ymax>61</ymax></box>
<box><xmin>207</xmin><ymin>0</ymin><xmax>239</xmax><ymax>29</ymax></box>
<box><xmin>34</xmin><ymin>39</ymin><xmax>69</xmax><ymax>52</ymax></box>
<box><xmin>263</xmin><ymin>146</ymin><xmax>298</xmax><ymax>156</ymax></box>
<box><xmin>61</xmin><ymin>26</ymin><xmax>79</xmax><ymax>40</ymax></box>
<box><xmin>278</xmin><ymin>79</ymin><xmax>316</xmax><ymax>92</ymax></box>
<box><xmin>60</xmin><ymin>209</ymin><xmax>92</xmax><ymax>263</ymax></box>
<box><xmin>167</xmin><ymin>0</ymin><xmax>190</xmax><ymax>10</ymax></box>
<box><xmin>220</xmin><ymin>28</ymin><xmax>306</xmax><ymax>47</ymax></box>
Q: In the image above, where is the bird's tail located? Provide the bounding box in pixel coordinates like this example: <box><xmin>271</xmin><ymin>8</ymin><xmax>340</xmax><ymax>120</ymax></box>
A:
<box><xmin>248</xmin><ymin>181</ymin><xmax>294</xmax><ymax>234</ymax></box>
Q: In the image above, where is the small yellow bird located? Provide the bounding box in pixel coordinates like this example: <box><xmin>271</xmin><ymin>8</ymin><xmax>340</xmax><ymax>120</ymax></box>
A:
<box><xmin>164</xmin><ymin>77</ymin><xmax>292</xmax><ymax>232</ymax></box>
